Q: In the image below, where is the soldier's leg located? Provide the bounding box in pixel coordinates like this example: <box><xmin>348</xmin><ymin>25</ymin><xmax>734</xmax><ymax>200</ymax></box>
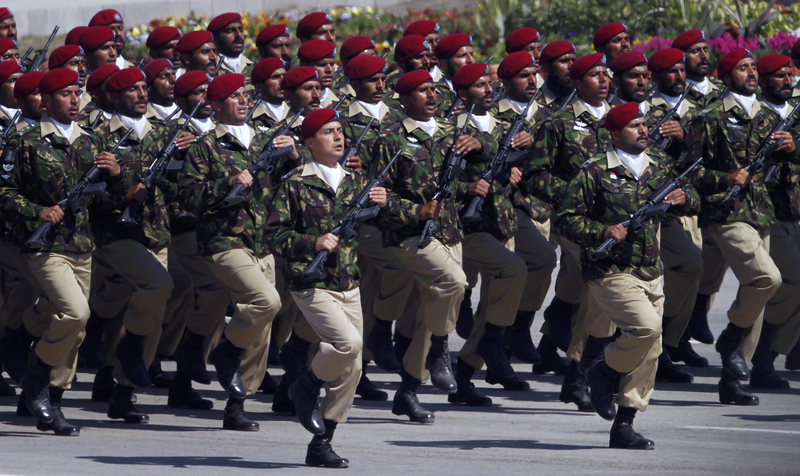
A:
<box><xmin>688</xmin><ymin>228</ymin><xmax>730</xmax><ymax>345</ymax></box>
<box><xmin>543</xmin><ymin>233</ymin><xmax>584</xmax><ymax>353</ymax></box>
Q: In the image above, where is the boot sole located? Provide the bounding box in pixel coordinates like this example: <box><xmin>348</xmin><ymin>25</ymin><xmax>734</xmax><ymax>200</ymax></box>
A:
<box><xmin>610</xmin><ymin>441</ymin><xmax>655</xmax><ymax>450</ymax></box>
<box><xmin>36</xmin><ymin>420</ymin><xmax>80</xmax><ymax>436</ymax></box>
<box><xmin>222</xmin><ymin>421</ymin><xmax>260</xmax><ymax>431</ymax></box>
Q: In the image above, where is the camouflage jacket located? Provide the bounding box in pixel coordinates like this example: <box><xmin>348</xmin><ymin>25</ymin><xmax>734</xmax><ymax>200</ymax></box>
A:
<box><xmin>525</xmin><ymin>99</ymin><xmax>611</xmax><ymax>210</ymax></box>
<box><xmin>434</xmin><ymin>79</ymin><xmax>458</xmax><ymax>119</ymax></box>
<box><xmin>218</xmin><ymin>55</ymin><xmax>255</xmax><ymax>78</ymax></box>
<box><xmin>687</xmin><ymin>76</ymin><xmax>725</xmax><ymax>110</ymax></box>
<box><xmin>77</xmin><ymin>105</ymin><xmax>112</xmax><ymax>130</ymax></box>
<box><xmin>263</xmin><ymin>112</ymin><xmax>310</xmax><ymax>180</ymax></box>
<box><xmin>384</xmin><ymin>68</ymin><xmax>402</xmax><ymax>95</ymax></box>
<box><xmin>684</xmin><ymin>95</ymin><xmax>786</xmax><ymax>229</ymax></box>
<box><xmin>557</xmin><ymin>147</ymin><xmax>700</xmax><ymax>282</ymax></box>
<box><xmin>339</xmin><ymin>100</ymin><xmax>404</xmax><ymax>176</ymax></box>
<box><xmin>93</xmin><ymin>115</ymin><xmax>176</xmax><ymax>249</ymax></box>
<box><xmin>249</xmin><ymin>101</ymin><xmax>288</xmax><ymax>134</ymax></box>
<box><xmin>645</xmin><ymin>91</ymin><xmax>699</xmax><ymax>162</ymax></box>
<box><xmin>535</xmin><ymin>81</ymin><xmax>568</xmax><ymax>111</ymax></box>
<box><xmin>180</xmin><ymin>123</ymin><xmax>281</xmax><ymax>257</ymax></box>
<box><xmin>266</xmin><ymin>160</ymin><xmax>404</xmax><ymax>292</ymax></box>
<box><xmin>761</xmin><ymin>98</ymin><xmax>800</xmax><ymax>223</ymax></box>
<box><xmin>0</xmin><ymin>120</ymin><xmax>34</xmax><ymax>243</ymax></box>
<box><xmin>0</xmin><ymin>116</ymin><xmax>126</xmax><ymax>253</ymax></box>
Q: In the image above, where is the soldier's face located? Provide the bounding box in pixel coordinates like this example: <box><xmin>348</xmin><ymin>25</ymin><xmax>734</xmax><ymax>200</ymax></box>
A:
<box><xmin>260</xmin><ymin>35</ymin><xmax>291</xmax><ymax>63</ymax></box>
<box><xmin>91</xmin><ymin>80</ymin><xmax>116</xmax><ymax>112</ymax></box>
<box><xmin>0</xmin><ymin>71</ymin><xmax>20</xmax><ymax>108</ymax></box>
<box><xmin>604</xmin><ymin>32</ymin><xmax>630</xmax><ymax>61</ymax></box>
<box><xmin>309</xmin><ymin>23</ymin><xmax>335</xmax><ymax>44</ymax></box>
<box><xmin>655</xmin><ymin>63</ymin><xmax>686</xmax><ymax>97</ymax></box>
<box><xmin>425</xmin><ymin>33</ymin><xmax>440</xmax><ymax>67</ymax></box>
<box><xmin>614</xmin><ymin>64</ymin><xmax>649</xmax><ymax>103</ymax></box>
<box><xmin>1</xmin><ymin>47</ymin><xmax>18</xmax><ymax>63</ymax></box>
<box><xmin>307</xmin><ymin>121</ymin><xmax>344</xmax><ymax>163</ymax></box>
<box><xmin>184</xmin><ymin>42</ymin><xmax>217</xmax><ymax>75</ymax></box>
<box><xmin>44</xmin><ymin>85</ymin><xmax>82</xmax><ymax>123</ymax></box>
<box><xmin>216</xmin><ymin>21</ymin><xmax>245</xmax><ymax>57</ymax></box>
<box><xmin>0</xmin><ymin>18</ymin><xmax>17</xmax><ymax>40</ymax></box>
<box><xmin>684</xmin><ymin>42</ymin><xmax>710</xmax><ymax>79</ymax></box>
<box><xmin>447</xmin><ymin>46</ymin><xmax>474</xmax><ymax>78</ymax></box>
<box><xmin>725</xmin><ymin>57</ymin><xmax>758</xmax><ymax>96</ymax></box>
<box><xmin>178</xmin><ymin>83</ymin><xmax>213</xmax><ymax>119</ymax></box>
<box><xmin>62</xmin><ymin>55</ymin><xmax>88</xmax><ymax>88</ymax></box>
<box><xmin>150</xmin><ymin>68</ymin><xmax>176</xmax><ymax>103</ymax></box>
<box><xmin>504</xmin><ymin>66</ymin><xmax>538</xmax><ymax>103</ymax></box>
<box><xmin>542</xmin><ymin>52</ymin><xmax>576</xmax><ymax>80</ymax></box>
<box><xmin>255</xmin><ymin>67</ymin><xmax>286</xmax><ymax>104</ymax></box>
<box><xmin>109</xmin><ymin>22</ymin><xmax>126</xmax><ymax>53</ymax></box>
<box><xmin>89</xmin><ymin>41</ymin><xmax>118</xmax><ymax>71</ymax></box>
<box><xmin>760</xmin><ymin>66</ymin><xmax>793</xmax><ymax>103</ymax></box>
<box><xmin>151</xmin><ymin>38</ymin><xmax>180</xmax><ymax>67</ymax></box>
<box><xmin>521</xmin><ymin>42</ymin><xmax>543</xmax><ymax>63</ymax></box>
<box><xmin>19</xmin><ymin>89</ymin><xmax>45</xmax><ymax>121</ymax></box>
<box><xmin>461</xmin><ymin>74</ymin><xmax>493</xmax><ymax>113</ymax></box>
<box><xmin>400</xmin><ymin>81</ymin><xmax>436</xmax><ymax>121</ymax></box>
<box><xmin>308</xmin><ymin>57</ymin><xmax>336</xmax><ymax>88</ymax></box>
<box><xmin>404</xmin><ymin>50</ymin><xmax>432</xmax><ymax>73</ymax></box>
<box><xmin>352</xmin><ymin>72</ymin><xmax>385</xmax><ymax>104</ymax></box>
<box><xmin>612</xmin><ymin>116</ymin><xmax>648</xmax><ymax>154</ymax></box>
<box><xmin>574</xmin><ymin>65</ymin><xmax>609</xmax><ymax>104</ymax></box>
<box><xmin>114</xmin><ymin>81</ymin><xmax>148</xmax><ymax>117</ymax></box>
<box><xmin>288</xmin><ymin>80</ymin><xmax>321</xmax><ymax>113</ymax></box>
<box><xmin>211</xmin><ymin>86</ymin><xmax>248</xmax><ymax>124</ymax></box>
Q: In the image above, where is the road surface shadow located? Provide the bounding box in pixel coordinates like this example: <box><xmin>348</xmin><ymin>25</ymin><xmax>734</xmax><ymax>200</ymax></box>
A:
<box><xmin>387</xmin><ymin>438</ymin><xmax>603</xmax><ymax>450</ymax></box>
<box><xmin>725</xmin><ymin>413</ymin><xmax>800</xmax><ymax>423</ymax></box>
<box><xmin>76</xmin><ymin>456</ymin><xmax>305</xmax><ymax>469</ymax></box>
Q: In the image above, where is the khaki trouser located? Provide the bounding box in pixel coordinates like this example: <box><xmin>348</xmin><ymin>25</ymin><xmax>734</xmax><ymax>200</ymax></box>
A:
<box><xmin>273</xmin><ymin>256</ymin><xmax>300</xmax><ymax>352</ymax></box>
<box><xmin>158</xmin><ymin>237</ymin><xmax>195</xmax><ymax>357</ymax></box>
<box><xmin>552</xmin><ymin>233</ymin><xmax>584</xmax><ymax>305</ymax></box>
<box><xmin>0</xmin><ymin>242</ymin><xmax>39</xmax><ymax>333</ymax></box>
<box><xmin>588</xmin><ymin>274</ymin><xmax>664</xmax><ymax>411</ymax></box>
<box><xmin>661</xmin><ymin>215</ymin><xmax>704</xmax><ymax>347</ymax></box>
<box><xmin>761</xmin><ymin>221</ymin><xmax>800</xmax><ymax>355</ymax></box>
<box><xmin>392</xmin><ymin>237</ymin><xmax>467</xmax><ymax>381</ymax></box>
<box><xmin>24</xmin><ymin>252</ymin><xmax>92</xmax><ymax>388</ymax></box>
<box><xmin>205</xmin><ymin>249</ymin><xmax>280</xmax><ymax>395</ymax></box>
<box><xmin>698</xmin><ymin>227</ymin><xmax>730</xmax><ymax>298</ymax></box>
<box><xmin>459</xmin><ymin>232</ymin><xmax>527</xmax><ymax>370</ymax></box>
<box><xmin>291</xmin><ymin>287</ymin><xmax>363</xmax><ymax>423</ymax></box>
<box><xmin>514</xmin><ymin>214</ymin><xmax>557</xmax><ymax>313</ymax></box>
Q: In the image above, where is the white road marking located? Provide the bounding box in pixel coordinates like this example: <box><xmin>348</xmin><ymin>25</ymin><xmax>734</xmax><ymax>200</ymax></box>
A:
<box><xmin>686</xmin><ymin>425</ymin><xmax>800</xmax><ymax>435</ymax></box>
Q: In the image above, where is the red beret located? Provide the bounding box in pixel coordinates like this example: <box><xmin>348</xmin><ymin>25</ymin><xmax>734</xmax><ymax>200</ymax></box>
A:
<box><xmin>143</xmin><ymin>58</ymin><xmax>174</xmax><ymax>84</ymax></box>
<box><xmin>648</xmin><ymin>48</ymin><xmax>684</xmax><ymax>73</ymax></box>
<box><xmin>403</xmin><ymin>20</ymin><xmax>439</xmax><ymax>38</ymax></box>
<box><xmin>540</xmin><ymin>41</ymin><xmax>576</xmax><ymax>64</ymax></box>
<box><xmin>38</xmin><ymin>69</ymin><xmax>79</xmax><ymax>95</ymax></box>
<box><xmin>395</xmin><ymin>35</ymin><xmax>428</xmax><ymax>63</ymax></box>
<box><xmin>65</xmin><ymin>27</ymin><xmax>89</xmax><ymax>46</ymax></box>
<box><xmin>792</xmin><ymin>39</ymin><xmax>800</xmax><ymax>61</ymax></box>
<box><xmin>207</xmin><ymin>73</ymin><xmax>245</xmax><ymax>101</ymax></box>
<box><xmin>256</xmin><ymin>24</ymin><xmax>290</xmax><ymax>47</ymax></box>
<box><xmin>175</xmin><ymin>30</ymin><xmax>213</xmax><ymax>53</ymax></box>
<box><xmin>146</xmin><ymin>26</ymin><xmax>181</xmax><ymax>49</ymax></box>
<box><xmin>106</xmin><ymin>67</ymin><xmax>146</xmax><ymax>93</ymax></box>
<box><xmin>717</xmin><ymin>48</ymin><xmax>752</xmax><ymax>79</ymax></box>
<box><xmin>252</xmin><ymin>57</ymin><xmax>286</xmax><ymax>84</ymax></box>
<box><xmin>594</xmin><ymin>23</ymin><xmax>627</xmax><ymax>48</ymax></box>
<box><xmin>395</xmin><ymin>69</ymin><xmax>433</xmax><ymax>94</ymax></box>
<box><xmin>80</xmin><ymin>26</ymin><xmax>115</xmax><ymax>52</ymax></box>
<box><xmin>344</xmin><ymin>55</ymin><xmax>386</xmax><ymax>80</ymax></box>
<box><xmin>89</xmin><ymin>9</ymin><xmax>123</xmax><ymax>27</ymax></box>
<box><xmin>609</xmin><ymin>51</ymin><xmax>647</xmax><ymax>73</ymax></box>
<box><xmin>757</xmin><ymin>54</ymin><xmax>791</xmax><ymax>76</ymax></box>
<box><xmin>48</xmin><ymin>45</ymin><xmax>84</xmax><ymax>70</ymax></box>
<box><xmin>453</xmin><ymin>62</ymin><xmax>490</xmax><ymax>91</ymax></box>
<box><xmin>208</xmin><ymin>13</ymin><xmax>242</xmax><ymax>33</ymax></box>
<box><xmin>13</xmin><ymin>71</ymin><xmax>46</xmax><ymax>98</ymax></box>
<box><xmin>497</xmin><ymin>51</ymin><xmax>536</xmax><ymax>79</ymax></box>
<box><xmin>435</xmin><ymin>33</ymin><xmax>472</xmax><ymax>60</ymax></box>
<box><xmin>505</xmin><ymin>28</ymin><xmax>540</xmax><ymax>54</ymax></box>
<box><xmin>86</xmin><ymin>64</ymin><xmax>119</xmax><ymax>91</ymax></box>
<box><xmin>340</xmin><ymin>36</ymin><xmax>375</xmax><ymax>60</ymax></box>
<box><xmin>174</xmin><ymin>70</ymin><xmax>211</xmax><ymax>97</ymax></box>
<box><xmin>672</xmin><ymin>30</ymin><xmax>705</xmax><ymax>51</ymax></box>
<box><xmin>0</xmin><ymin>8</ymin><xmax>11</xmax><ymax>21</ymax></box>
<box><xmin>298</xmin><ymin>39</ymin><xmax>336</xmax><ymax>63</ymax></box>
<box><xmin>280</xmin><ymin>66</ymin><xmax>319</xmax><ymax>90</ymax></box>
<box><xmin>0</xmin><ymin>60</ymin><xmax>22</xmax><ymax>83</ymax></box>
<box><xmin>0</xmin><ymin>37</ymin><xmax>16</xmax><ymax>55</ymax></box>
<box><xmin>296</xmin><ymin>12</ymin><xmax>332</xmax><ymax>39</ymax></box>
<box><xmin>605</xmin><ymin>102</ymin><xmax>642</xmax><ymax>132</ymax></box>
<box><xmin>569</xmin><ymin>53</ymin><xmax>607</xmax><ymax>81</ymax></box>
<box><xmin>301</xmin><ymin>108</ymin><xmax>339</xmax><ymax>141</ymax></box>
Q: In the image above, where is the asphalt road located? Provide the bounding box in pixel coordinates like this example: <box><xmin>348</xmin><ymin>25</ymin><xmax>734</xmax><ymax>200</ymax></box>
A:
<box><xmin>1</xmin><ymin>268</ymin><xmax>799</xmax><ymax>476</ymax></box>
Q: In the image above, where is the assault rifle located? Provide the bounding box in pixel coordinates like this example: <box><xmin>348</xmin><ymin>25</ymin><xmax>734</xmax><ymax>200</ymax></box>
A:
<box><xmin>339</xmin><ymin>116</ymin><xmax>374</xmax><ymax>167</ymax></box>
<box><xmin>0</xmin><ymin>111</ymin><xmax>22</xmax><ymax>151</ymax></box>
<box><xmin>648</xmin><ymin>84</ymin><xmax>693</xmax><ymax>150</ymax></box>
<box><xmin>26</xmin><ymin>26</ymin><xmax>58</xmax><ymax>72</ymax></box>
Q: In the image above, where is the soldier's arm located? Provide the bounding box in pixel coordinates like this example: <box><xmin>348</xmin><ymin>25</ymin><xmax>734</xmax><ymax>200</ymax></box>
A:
<box><xmin>555</xmin><ymin>166</ymin><xmax>606</xmax><ymax>247</ymax></box>
<box><xmin>523</xmin><ymin>118</ymin><xmax>566</xmax><ymax>205</ymax></box>
<box><xmin>686</xmin><ymin>114</ymin><xmax>728</xmax><ymax>195</ymax></box>
<box><xmin>374</xmin><ymin>137</ymin><xmax>420</xmax><ymax>229</ymax></box>
<box><xmin>0</xmin><ymin>139</ymin><xmax>46</xmax><ymax>221</ymax></box>
<box><xmin>265</xmin><ymin>178</ymin><xmax>317</xmax><ymax>261</ymax></box>
<box><xmin>178</xmin><ymin>141</ymin><xmax>233</xmax><ymax>213</ymax></box>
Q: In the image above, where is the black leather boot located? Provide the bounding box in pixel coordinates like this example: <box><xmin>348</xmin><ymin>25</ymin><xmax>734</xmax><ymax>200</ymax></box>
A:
<box><xmin>210</xmin><ymin>337</ymin><xmax>245</xmax><ymax>399</ymax></box>
<box><xmin>108</xmin><ymin>384</ymin><xmax>149</xmax><ymax>423</ymax></box>
<box><xmin>559</xmin><ymin>360</ymin><xmax>594</xmax><ymax>412</ymax></box>
<box><xmin>577</xmin><ymin>336</ymin><xmax>607</xmax><ymax>374</ymax></box>
<box><xmin>16</xmin><ymin>391</ymin><xmax>32</xmax><ymax>417</ymax></box>
<box><xmin>542</xmin><ymin>297</ymin><xmax>576</xmax><ymax>352</ymax></box>
<box><xmin>0</xmin><ymin>325</ymin><xmax>35</xmax><ymax>383</ymax></box>
<box><xmin>504</xmin><ymin>310</ymin><xmax>541</xmax><ymax>364</ymax></box>
<box><xmin>306</xmin><ymin>420</ymin><xmax>349</xmax><ymax>468</ymax></box>
<box><xmin>687</xmin><ymin>293</ymin><xmax>714</xmax><ymax>344</ymax></box>
<box><xmin>79</xmin><ymin>311</ymin><xmax>106</xmax><ymax>369</ymax></box>
<box><xmin>393</xmin><ymin>333</ymin><xmax>412</xmax><ymax>364</ymax></box>
<box><xmin>719</xmin><ymin>374</ymin><xmax>759</xmax><ymax>405</ymax></box>
<box><xmin>715</xmin><ymin>323</ymin><xmax>751</xmax><ymax>380</ymax></box>
<box><xmin>667</xmin><ymin>332</ymin><xmax>709</xmax><ymax>367</ymax></box>
<box><xmin>37</xmin><ymin>387</ymin><xmax>79</xmax><ymax>436</ymax></box>
<box><xmin>223</xmin><ymin>396</ymin><xmax>259</xmax><ymax>431</ymax></box>
<box><xmin>272</xmin><ymin>376</ymin><xmax>296</xmax><ymax>415</ymax></box>
<box><xmin>609</xmin><ymin>406</ymin><xmax>654</xmax><ymax>450</ymax></box>
<box><xmin>280</xmin><ymin>332</ymin><xmax>311</xmax><ymax>385</ymax></box>
<box><xmin>0</xmin><ymin>373</ymin><xmax>16</xmax><ymax>396</ymax></box>
<box><xmin>168</xmin><ymin>367</ymin><xmax>213</xmax><ymax>410</ymax></box>
<box><xmin>533</xmin><ymin>335</ymin><xmax>570</xmax><ymax>375</ymax></box>
<box><xmin>455</xmin><ymin>289</ymin><xmax>474</xmax><ymax>340</ymax></box>
<box><xmin>485</xmin><ymin>368</ymin><xmax>530</xmax><ymax>391</ymax></box>
<box><xmin>115</xmin><ymin>331</ymin><xmax>151</xmax><ymax>387</ymax></box>
<box><xmin>259</xmin><ymin>370</ymin><xmax>279</xmax><ymax>394</ymax></box>
<box><xmin>750</xmin><ymin>323</ymin><xmax>790</xmax><ymax>390</ymax></box>
<box><xmin>367</xmin><ymin>318</ymin><xmax>401</xmax><ymax>373</ymax></box>
<box><xmin>656</xmin><ymin>344</ymin><xmax>694</xmax><ymax>383</ymax></box>
<box><xmin>392</xmin><ymin>370</ymin><xmax>434</xmax><ymax>424</ymax></box>
<box><xmin>477</xmin><ymin>323</ymin><xmax>515</xmax><ymax>378</ymax></box>
<box><xmin>174</xmin><ymin>331</ymin><xmax>211</xmax><ymax>385</ymax></box>
<box><xmin>267</xmin><ymin>330</ymin><xmax>281</xmax><ymax>367</ymax></box>
<box><xmin>289</xmin><ymin>370</ymin><xmax>325</xmax><ymax>435</ymax></box>
<box><xmin>355</xmin><ymin>362</ymin><xmax>388</xmax><ymax>401</ymax></box>
<box><xmin>425</xmin><ymin>334</ymin><xmax>457</xmax><ymax>393</ymax></box>
<box><xmin>21</xmin><ymin>357</ymin><xmax>53</xmax><ymax>423</ymax></box>
<box><xmin>448</xmin><ymin>358</ymin><xmax>492</xmax><ymax>406</ymax></box>
<box><xmin>786</xmin><ymin>339</ymin><xmax>800</xmax><ymax>371</ymax></box>
<box><xmin>91</xmin><ymin>366</ymin><xmax>116</xmax><ymax>402</ymax></box>
<box><xmin>586</xmin><ymin>359</ymin><xmax>619</xmax><ymax>421</ymax></box>
<box><xmin>148</xmin><ymin>355</ymin><xmax>172</xmax><ymax>388</ymax></box>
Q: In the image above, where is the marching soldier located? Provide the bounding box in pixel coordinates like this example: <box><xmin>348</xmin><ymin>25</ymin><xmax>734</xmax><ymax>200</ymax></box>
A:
<box><xmin>673</xmin><ymin>30</ymin><xmax>724</xmax><ymax>108</ymax></box>
<box><xmin>88</xmin><ymin>9</ymin><xmax>132</xmax><ymax>69</ymax></box>
<box><xmin>65</xmin><ymin>27</ymin><xmax>88</xmax><ymax>46</ymax></box>
<box><xmin>536</xmin><ymin>41</ymin><xmax>576</xmax><ymax>112</ymax></box>
<box><xmin>256</xmin><ymin>24</ymin><xmax>292</xmax><ymax>63</ymax></box>
<box><xmin>209</xmin><ymin>13</ymin><xmax>254</xmax><ymax>77</ymax></box>
<box><xmin>384</xmin><ymin>35</ymin><xmax>432</xmax><ymax>95</ymax></box>
<box><xmin>143</xmin><ymin>58</ymin><xmax>178</xmax><ymax>124</ymax></box>
<box><xmin>402</xmin><ymin>20</ymin><xmax>442</xmax><ymax>80</ymax></box>
<box><xmin>608</xmin><ymin>51</ymin><xmax>649</xmax><ymax>108</ymax></box>
<box><xmin>147</xmin><ymin>26</ymin><xmax>182</xmax><ymax>70</ymax></box>
<box><xmin>76</xmin><ymin>64</ymin><xmax>118</xmax><ymax>129</ymax></box>
<box><xmin>296</xmin><ymin>12</ymin><xmax>335</xmax><ymax>44</ymax></box>
<box><xmin>0</xmin><ymin>8</ymin><xmax>16</xmax><ymax>40</ymax></box>
<box><xmin>0</xmin><ymin>59</ymin><xmax>21</xmax><ymax>123</ymax></box>
<box><xmin>249</xmin><ymin>58</ymin><xmax>289</xmax><ymax>132</ymax></box>
<box><xmin>47</xmin><ymin>45</ymin><xmax>90</xmax><ymax>112</ymax></box>
<box><xmin>504</xmin><ymin>27</ymin><xmax>544</xmax><ymax>86</ymax></box>
<box><xmin>0</xmin><ymin>37</ymin><xmax>18</xmax><ymax>63</ymax></box>
<box><xmin>433</xmin><ymin>33</ymin><xmax>474</xmax><ymax>118</ymax></box>
<box><xmin>79</xmin><ymin>26</ymin><xmax>118</xmax><ymax>73</ymax></box>
<box><xmin>593</xmin><ymin>23</ymin><xmax>631</xmax><ymax>64</ymax></box>
<box><xmin>335</xmin><ymin>36</ymin><xmax>377</xmax><ymax>95</ymax></box>
<box><xmin>176</xmin><ymin>30</ymin><xmax>218</xmax><ymax>77</ymax></box>
<box><xmin>13</xmin><ymin>71</ymin><xmax>46</xmax><ymax>123</ymax></box>
<box><xmin>298</xmin><ymin>40</ymin><xmax>341</xmax><ymax>108</ymax></box>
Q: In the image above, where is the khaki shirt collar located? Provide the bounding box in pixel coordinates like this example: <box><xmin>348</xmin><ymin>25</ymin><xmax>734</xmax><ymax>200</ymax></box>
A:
<box><xmin>40</xmin><ymin>114</ymin><xmax>88</xmax><ymax>145</ymax></box>
<box><xmin>300</xmin><ymin>159</ymin><xmax>352</xmax><ymax>194</ymax></box>
<box><xmin>348</xmin><ymin>100</ymin><xmax>389</xmax><ymax>122</ymax></box>
<box><xmin>723</xmin><ymin>93</ymin><xmax>761</xmax><ymax>118</ymax></box>
<box><xmin>456</xmin><ymin>111</ymin><xmax>497</xmax><ymax>134</ymax></box>
<box><xmin>650</xmin><ymin>90</ymin><xmax>690</xmax><ymax>118</ymax></box>
<box><xmin>110</xmin><ymin>114</ymin><xmax>153</xmax><ymax>141</ymax></box>
<box><xmin>214</xmin><ymin>122</ymin><xmax>255</xmax><ymax>148</ymax></box>
<box><xmin>572</xmin><ymin>98</ymin><xmax>609</xmax><ymax>120</ymax></box>
<box><xmin>606</xmin><ymin>146</ymin><xmax>654</xmax><ymax>179</ymax></box>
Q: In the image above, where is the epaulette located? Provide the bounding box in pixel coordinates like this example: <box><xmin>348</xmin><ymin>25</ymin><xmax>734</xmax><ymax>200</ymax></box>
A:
<box><xmin>191</xmin><ymin>130</ymin><xmax>213</xmax><ymax>143</ymax></box>
<box><xmin>382</xmin><ymin>122</ymin><xmax>402</xmax><ymax>134</ymax></box>
<box><xmin>580</xmin><ymin>159</ymin><xmax>594</xmax><ymax>169</ymax></box>
<box><xmin>15</xmin><ymin>124</ymin><xmax>35</xmax><ymax>136</ymax></box>
<box><xmin>78</xmin><ymin>123</ymin><xmax>94</xmax><ymax>133</ymax></box>
<box><xmin>280</xmin><ymin>168</ymin><xmax>303</xmax><ymax>182</ymax></box>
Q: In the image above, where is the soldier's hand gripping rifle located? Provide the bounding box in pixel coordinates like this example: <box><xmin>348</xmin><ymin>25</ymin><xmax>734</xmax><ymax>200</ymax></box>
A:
<box><xmin>26</xmin><ymin>128</ymin><xmax>134</xmax><ymax>248</ymax></box>
<box><xmin>648</xmin><ymin>84</ymin><xmax>693</xmax><ymax>150</ymax></box>
<box><xmin>116</xmin><ymin>102</ymin><xmax>202</xmax><ymax>226</ymax></box>
<box><xmin>590</xmin><ymin>157</ymin><xmax>702</xmax><ymax>261</ymax></box>
<box><xmin>418</xmin><ymin>105</ymin><xmax>475</xmax><ymax>248</ymax></box>
<box><xmin>462</xmin><ymin>88</ymin><xmax>540</xmax><ymax>222</ymax></box>
<box><xmin>339</xmin><ymin>116</ymin><xmax>374</xmax><ymax>167</ymax></box>
<box><xmin>26</xmin><ymin>26</ymin><xmax>58</xmax><ymax>72</ymax></box>
<box><xmin>0</xmin><ymin>110</ymin><xmax>21</xmax><ymax>151</ymax></box>
<box><xmin>302</xmin><ymin>149</ymin><xmax>402</xmax><ymax>281</ymax></box>
<box><xmin>220</xmin><ymin>111</ymin><xmax>302</xmax><ymax>207</ymax></box>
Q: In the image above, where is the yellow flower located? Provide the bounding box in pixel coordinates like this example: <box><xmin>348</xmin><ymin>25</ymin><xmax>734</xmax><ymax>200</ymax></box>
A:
<box><xmin>131</xmin><ymin>26</ymin><xmax>141</xmax><ymax>37</ymax></box>
<box><xmin>366</xmin><ymin>6</ymin><xmax>374</xmax><ymax>14</ymax></box>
